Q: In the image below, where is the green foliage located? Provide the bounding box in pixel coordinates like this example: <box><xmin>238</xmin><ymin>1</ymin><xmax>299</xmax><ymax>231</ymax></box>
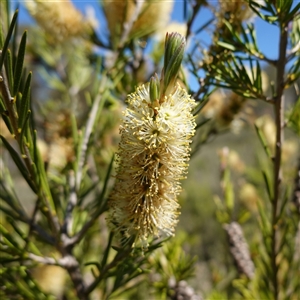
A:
<box><xmin>1</xmin><ymin>0</ymin><xmax>300</xmax><ymax>299</ymax></box>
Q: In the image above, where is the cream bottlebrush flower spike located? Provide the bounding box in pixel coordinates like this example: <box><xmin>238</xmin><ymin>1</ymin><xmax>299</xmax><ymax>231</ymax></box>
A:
<box><xmin>108</xmin><ymin>33</ymin><xmax>196</xmax><ymax>249</ymax></box>
<box><xmin>25</xmin><ymin>0</ymin><xmax>93</xmax><ymax>42</ymax></box>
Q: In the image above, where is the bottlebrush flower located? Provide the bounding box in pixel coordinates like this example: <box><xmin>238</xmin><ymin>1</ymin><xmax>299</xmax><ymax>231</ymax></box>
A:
<box><xmin>25</xmin><ymin>0</ymin><xmax>93</xmax><ymax>42</ymax></box>
<box><xmin>103</xmin><ymin>0</ymin><xmax>174</xmax><ymax>48</ymax></box>
<box><xmin>107</xmin><ymin>33</ymin><xmax>196</xmax><ymax>249</ymax></box>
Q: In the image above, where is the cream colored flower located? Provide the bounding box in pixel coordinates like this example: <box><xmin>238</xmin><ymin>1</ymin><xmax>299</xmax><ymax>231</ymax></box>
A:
<box><xmin>201</xmin><ymin>90</ymin><xmax>250</xmax><ymax>133</ymax></box>
<box><xmin>219</xmin><ymin>0</ymin><xmax>254</xmax><ymax>23</ymax></box>
<box><xmin>108</xmin><ymin>83</ymin><xmax>196</xmax><ymax>248</ymax></box>
<box><xmin>103</xmin><ymin>0</ymin><xmax>174</xmax><ymax>47</ymax></box>
<box><xmin>26</xmin><ymin>0</ymin><xmax>93</xmax><ymax>42</ymax></box>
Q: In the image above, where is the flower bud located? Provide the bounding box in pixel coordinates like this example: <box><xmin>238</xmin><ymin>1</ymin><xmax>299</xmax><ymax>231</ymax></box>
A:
<box><xmin>149</xmin><ymin>74</ymin><xmax>160</xmax><ymax>104</ymax></box>
<box><xmin>161</xmin><ymin>32</ymin><xmax>186</xmax><ymax>99</ymax></box>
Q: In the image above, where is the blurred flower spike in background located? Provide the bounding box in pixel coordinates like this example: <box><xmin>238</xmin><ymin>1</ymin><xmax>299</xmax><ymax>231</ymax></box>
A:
<box><xmin>108</xmin><ymin>32</ymin><xmax>196</xmax><ymax>249</ymax></box>
<box><xmin>103</xmin><ymin>0</ymin><xmax>174</xmax><ymax>48</ymax></box>
<box><xmin>25</xmin><ymin>0</ymin><xmax>95</xmax><ymax>43</ymax></box>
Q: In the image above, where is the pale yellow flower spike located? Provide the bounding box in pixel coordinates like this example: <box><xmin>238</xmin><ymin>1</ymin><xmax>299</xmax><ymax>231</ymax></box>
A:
<box><xmin>108</xmin><ymin>33</ymin><xmax>196</xmax><ymax>249</ymax></box>
<box><xmin>26</xmin><ymin>0</ymin><xmax>92</xmax><ymax>42</ymax></box>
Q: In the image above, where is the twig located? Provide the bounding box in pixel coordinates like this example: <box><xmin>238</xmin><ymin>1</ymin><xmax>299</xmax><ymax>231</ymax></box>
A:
<box><xmin>27</xmin><ymin>253</ymin><xmax>58</xmax><ymax>265</ymax></box>
<box><xmin>23</xmin><ymin>198</ymin><xmax>42</xmax><ymax>252</ymax></box>
<box><xmin>85</xmin><ymin>247</ymin><xmax>132</xmax><ymax>294</ymax></box>
<box><xmin>28</xmin><ymin>252</ymin><xmax>89</xmax><ymax>299</ymax></box>
<box><xmin>117</xmin><ymin>0</ymin><xmax>145</xmax><ymax>50</ymax></box>
<box><xmin>28</xmin><ymin>253</ymin><xmax>89</xmax><ymax>299</ymax></box>
<box><xmin>75</xmin><ymin>93</ymin><xmax>102</xmax><ymax>190</ymax></box>
<box><xmin>61</xmin><ymin>253</ymin><xmax>89</xmax><ymax>300</ymax></box>
<box><xmin>186</xmin><ymin>1</ymin><xmax>202</xmax><ymax>39</ymax></box>
<box><xmin>67</xmin><ymin>154</ymin><xmax>114</xmax><ymax>248</ymax></box>
<box><xmin>271</xmin><ymin>21</ymin><xmax>288</xmax><ymax>300</ymax></box>
<box><xmin>249</xmin><ymin>50</ymin><xmax>277</xmax><ymax>66</ymax></box>
<box><xmin>62</xmin><ymin>170</ymin><xmax>77</xmax><ymax>237</ymax></box>
<box><xmin>27</xmin><ymin>252</ymin><xmax>81</xmax><ymax>267</ymax></box>
<box><xmin>65</xmin><ymin>206</ymin><xmax>105</xmax><ymax>248</ymax></box>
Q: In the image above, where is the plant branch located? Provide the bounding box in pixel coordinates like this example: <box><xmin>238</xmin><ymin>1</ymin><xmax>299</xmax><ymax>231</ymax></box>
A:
<box><xmin>75</xmin><ymin>92</ymin><xmax>103</xmax><ymax>191</ymax></box>
<box><xmin>27</xmin><ymin>252</ymin><xmax>82</xmax><ymax>267</ymax></box>
<box><xmin>28</xmin><ymin>252</ymin><xmax>88</xmax><ymax>299</ymax></box>
<box><xmin>271</xmin><ymin>20</ymin><xmax>288</xmax><ymax>300</ymax></box>
<box><xmin>117</xmin><ymin>0</ymin><xmax>144</xmax><ymax>50</ymax></box>
<box><xmin>62</xmin><ymin>170</ymin><xmax>77</xmax><ymax>237</ymax></box>
<box><xmin>249</xmin><ymin>50</ymin><xmax>277</xmax><ymax>66</ymax></box>
<box><xmin>85</xmin><ymin>247</ymin><xmax>132</xmax><ymax>295</ymax></box>
<box><xmin>23</xmin><ymin>198</ymin><xmax>42</xmax><ymax>252</ymax></box>
<box><xmin>65</xmin><ymin>204</ymin><xmax>106</xmax><ymax>248</ymax></box>
<box><xmin>185</xmin><ymin>2</ymin><xmax>202</xmax><ymax>39</ymax></box>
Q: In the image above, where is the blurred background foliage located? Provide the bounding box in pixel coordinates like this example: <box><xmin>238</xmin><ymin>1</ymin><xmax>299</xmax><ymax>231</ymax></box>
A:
<box><xmin>0</xmin><ymin>0</ymin><xmax>300</xmax><ymax>299</ymax></box>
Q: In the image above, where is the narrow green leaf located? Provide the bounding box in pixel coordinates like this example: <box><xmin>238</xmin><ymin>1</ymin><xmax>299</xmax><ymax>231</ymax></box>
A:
<box><xmin>19</xmin><ymin>110</ymin><xmax>31</xmax><ymax>153</ymax></box>
<box><xmin>0</xmin><ymin>204</ymin><xmax>20</xmax><ymax>220</ymax></box>
<box><xmin>237</xmin><ymin>210</ymin><xmax>251</xmax><ymax>224</ymax></box>
<box><xmin>193</xmin><ymin>88</ymin><xmax>216</xmax><ymax>115</ymax></box>
<box><xmin>262</xmin><ymin>170</ymin><xmax>273</xmax><ymax>201</ymax></box>
<box><xmin>0</xmin><ymin>17</ymin><xmax>3</xmax><ymax>49</ymax></box>
<box><xmin>195</xmin><ymin>17</ymin><xmax>214</xmax><ymax>34</ymax></box>
<box><xmin>91</xmin><ymin>153</ymin><xmax>115</xmax><ymax>214</ymax></box>
<box><xmin>288</xmin><ymin>3</ymin><xmax>300</xmax><ymax>21</ymax></box>
<box><xmin>264</xmin><ymin>0</ymin><xmax>277</xmax><ymax>15</ymax></box>
<box><xmin>13</xmin><ymin>31</ymin><xmax>27</xmax><ymax>96</ymax></box>
<box><xmin>4</xmin><ymin>49</ymin><xmax>13</xmax><ymax>92</ymax></box>
<box><xmin>237</xmin><ymin>57</ymin><xmax>252</xmax><ymax>85</ymax></box>
<box><xmin>277</xmin><ymin>186</ymin><xmax>290</xmax><ymax>223</ymax></box>
<box><xmin>277</xmin><ymin>223</ymin><xmax>291</xmax><ymax>256</ymax></box>
<box><xmin>0</xmin><ymin>135</ymin><xmax>37</xmax><ymax>193</ymax></box>
<box><xmin>32</xmin><ymin>130</ymin><xmax>55</xmax><ymax>210</ymax></box>
<box><xmin>0</xmin><ymin>10</ymin><xmax>18</xmax><ymax>71</ymax></box>
<box><xmin>195</xmin><ymin>118</ymin><xmax>210</xmax><ymax>130</ymax></box>
<box><xmin>248</xmin><ymin>24</ymin><xmax>260</xmax><ymax>52</ymax></box>
<box><xmin>217</xmin><ymin>41</ymin><xmax>236</xmax><ymax>51</ymax></box>
<box><xmin>18</xmin><ymin>72</ymin><xmax>31</xmax><ymax>129</ymax></box>
<box><xmin>0</xmin><ymin>98</ymin><xmax>13</xmax><ymax>134</ymax></box>
<box><xmin>71</xmin><ymin>113</ymin><xmax>79</xmax><ymax>145</ymax></box>
<box><xmin>0</xmin><ymin>224</ymin><xmax>20</xmax><ymax>249</ymax></box>
<box><xmin>255</xmin><ymin>61</ymin><xmax>263</xmax><ymax>94</ymax></box>
<box><xmin>6</xmin><ymin>217</ymin><xmax>26</xmax><ymax>240</ymax></box>
<box><xmin>21</xmin><ymin>126</ymin><xmax>33</xmax><ymax>162</ymax></box>
<box><xmin>27</xmin><ymin>241</ymin><xmax>43</xmax><ymax>256</ymax></box>
<box><xmin>254</xmin><ymin>124</ymin><xmax>273</xmax><ymax>159</ymax></box>
<box><xmin>279</xmin><ymin>0</ymin><xmax>292</xmax><ymax>15</ymax></box>
<box><xmin>240</xmin><ymin>25</ymin><xmax>251</xmax><ymax>48</ymax></box>
<box><xmin>100</xmin><ymin>232</ymin><xmax>114</xmax><ymax>269</ymax></box>
<box><xmin>266</xmin><ymin>16</ymin><xmax>278</xmax><ymax>23</ymax></box>
<box><xmin>15</xmin><ymin>92</ymin><xmax>22</xmax><ymax>119</ymax></box>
